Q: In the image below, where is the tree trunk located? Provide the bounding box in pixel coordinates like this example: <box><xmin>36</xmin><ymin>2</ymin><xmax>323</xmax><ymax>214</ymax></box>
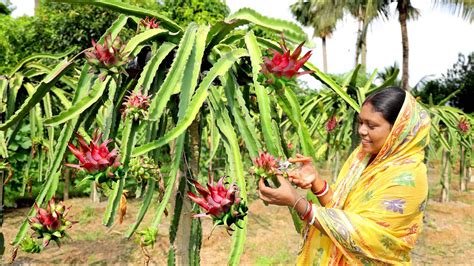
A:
<box><xmin>355</xmin><ymin>18</ymin><xmax>363</xmax><ymax>66</ymax></box>
<box><xmin>468</xmin><ymin>164</ymin><xmax>473</xmax><ymax>183</ymax></box>
<box><xmin>361</xmin><ymin>33</ymin><xmax>367</xmax><ymax>70</ymax></box>
<box><xmin>176</xmin><ymin>118</ymin><xmax>202</xmax><ymax>265</ymax></box>
<box><xmin>0</xmin><ymin>171</ymin><xmax>3</xmax><ymax>227</ymax></box>
<box><xmin>441</xmin><ymin>150</ymin><xmax>450</xmax><ymax>202</ymax></box>
<box><xmin>34</xmin><ymin>0</ymin><xmax>40</xmax><ymax>15</ymax></box>
<box><xmin>0</xmin><ymin>171</ymin><xmax>4</xmax><ymax>258</ymax></box>
<box><xmin>63</xmin><ymin>168</ymin><xmax>70</xmax><ymax>201</ymax></box>
<box><xmin>90</xmin><ymin>182</ymin><xmax>100</xmax><ymax>203</ymax></box>
<box><xmin>398</xmin><ymin>0</ymin><xmax>410</xmax><ymax>90</ymax></box>
<box><xmin>322</xmin><ymin>36</ymin><xmax>328</xmax><ymax>73</ymax></box>
<box><xmin>174</xmin><ymin>173</ymin><xmax>192</xmax><ymax>266</ymax></box>
<box><xmin>459</xmin><ymin>147</ymin><xmax>467</xmax><ymax>191</ymax></box>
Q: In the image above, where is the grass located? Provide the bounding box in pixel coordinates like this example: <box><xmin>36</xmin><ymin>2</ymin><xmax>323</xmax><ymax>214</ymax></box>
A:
<box><xmin>254</xmin><ymin>249</ymin><xmax>294</xmax><ymax>265</ymax></box>
<box><xmin>78</xmin><ymin>206</ymin><xmax>97</xmax><ymax>225</ymax></box>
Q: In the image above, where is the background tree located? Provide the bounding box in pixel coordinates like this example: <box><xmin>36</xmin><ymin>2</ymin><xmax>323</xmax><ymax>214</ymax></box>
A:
<box><xmin>391</xmin><ymin>0</ymin><xmax>473</xmax><ymax>90</ymax></box>
<box><xmin>434</xmin><ymin>0</ymin><xmax>474</xmax><ymax>21</ymax></box>
<box><xmin>347</xmin><ymin>0</ymin><xmax>390</xmax><ymax>68</ymax></box>
<box><xmin>290</xmin><ymin>0</ymin><xmax>344</xmax><ymax>72</ymax></box>
<box><xmin>414</xmin><ymin>51</ymin><xmax>474</xmax><ymax>113</ymax></box>
<box><xmin>0</xmin><ymin>0</ymin><xmax>12</xmax><ymax>15</ymax></box>
<box><xmin>0</xmin><ymin>0</ymin><xmax>231</xmax><ymax>74</ymax></box>
<box><xmin>159</xmin><ymin>0</ymin><xmax>230</xmax><ymax>27</ymax></box>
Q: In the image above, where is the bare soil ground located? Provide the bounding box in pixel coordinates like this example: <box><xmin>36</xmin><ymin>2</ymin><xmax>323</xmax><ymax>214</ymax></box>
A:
<box><xmin>1</xmin><ymin>173</ymin><xmax>473</xmax><ymax>265</ymax></box>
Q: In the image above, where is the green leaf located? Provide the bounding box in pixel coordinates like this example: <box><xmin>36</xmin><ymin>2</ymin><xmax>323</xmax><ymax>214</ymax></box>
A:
<box><xmin>103</xmin><ymin>117</ymin><xmax>139</xmax><ymax>227</ymax></box>
<box><xmin>0</xmin><ymin>77</ymin><xmax>8</xmax><ymax>118</ymax></box>
<box><xmin>208</xmin><ymin>88</ymin><xmax>247</xmax><ymax>265</ymax></box>
<box><xmin>281</xmin><ymin>87</ymin><xmax>316</xmax><ymax>160</ymax></box>
<box><xmin>306</xmin><ymin>62</ymin><xmax>361</xmax><ymax>113</ymax></box>
<box><xmin>26</xmin><ymin>63</ymin><xmax>77</xmax><ymax>89</ymax></box>
<box><xmin>371</xmin><ymin>68</ymin><xmax>400</xmax><ymax>94</ymax></box>
<box><xmin>44</xmin><ymin>76</ymin><xmax>111</xmax><ymax>126</ymax></box>
<box><xmin>135</xmin><ymin>42</ymin><xmax>176</xmax><ymax>95</ymax></box>
<box><xmin>147</xmin><ymin>26</ymin><xmax>209</xmax><ymax>236</ymax></box>
<box><xmin>122</xmin><ymin>28</ymin><xmax>170</xmax><ymax>56</ymax></box>
<box><xmin>227</xmin><ymin>7</ymin><xmax>308</xmax><ymax>44</ymax></box>
<box><xmin>100</xmin><ymin>77</ymin><xmax>117</xmax><ymax>140</ymax></box>
<box><xmin>205</xmin><ymin>111</ymin><xmax>221</xmax><ymax>165</ymax></box>
<box><xmin>7</xmin><ymin>74</ymin><xmax>23</xmax><ymax>120</ymax></box>
<box><xmin>133</xmin><ymin>48</ymin><xmax>248</xmax><ymax>156</ymax></box>
<box><xmin>0</xmin><ymin>59</ymin><xmax>75</xmax><ymax>131</ymax></box>
<box><xmin>125</xmin><ymin>178</ymin><xmax>155</xmax><ymax>238</ymax></box>
<box><xmin>51</xmin><ymin>88</ymin><xmax>72</xmax><ymax>109</ymax></box>
<box><xmin>11</xmin><ymin>65</ymin><xmax>93</xmax><ymax>247</ymax></box>
<box><xmin>148</xmin><ymin>23</ymin><xmax>198</xmax><ymax>122</ymax></box>
<box><xmin>52</xmin><ymin>0</ymin><xmax>182</xmax><ymax>33</ymax></box>
<box><xmin>102</xmin><ymin>180</ymin><xmax>123</xmax><ymax>227</ymax></box>
<box><xmin>8</xmin><ymin>48</ymin><xmax>76</xmax><ymax>77</ymax></box>
<box><xmin>244</xmin><ymin>31</ymin><xmax>280</xmax><ymax>156</ymax></box>
<box><xmin>99</xmin><ymin>14</ymin><xmax>129</xmax><ymax>44</ymax></box>
<box><xmin>221</xmin><ymin>73</ymin><xmax>260</xmax><ymax>158</ymax></box>
<box><xmin>205</xmin><ymin>20</ymin><xmax>246</xmax><ymax>49</ymax></box>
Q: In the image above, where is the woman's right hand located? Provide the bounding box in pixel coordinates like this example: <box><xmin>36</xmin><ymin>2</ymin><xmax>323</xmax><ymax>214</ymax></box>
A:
<box><xmin>287</xmin><ymin>154</ymin><xmax>321</xmax><ymax>190</ymax></box>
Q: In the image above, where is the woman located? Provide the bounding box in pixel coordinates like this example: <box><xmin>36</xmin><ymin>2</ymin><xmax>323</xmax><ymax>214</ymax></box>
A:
<box><xmin>258</xmin><ymin>87</ymin><xmax>430</xmax><ymax>265</ymax></box>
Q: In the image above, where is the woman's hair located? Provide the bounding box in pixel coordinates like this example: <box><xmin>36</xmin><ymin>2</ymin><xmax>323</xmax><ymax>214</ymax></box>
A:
<box><xmin>363</xmin><ymin>87</ymin><xmax>406</xmax><ymax>125</ymax></box>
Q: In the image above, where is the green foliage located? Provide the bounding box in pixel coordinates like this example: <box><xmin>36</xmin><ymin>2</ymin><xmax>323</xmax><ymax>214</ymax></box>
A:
<box><xmin>0</xmin><ymin>0</ymin><xmax>13</xmax><ymax>15</ymax></box>
<box><xmin>159</xmin><ymin>0</ymin><xmax>230</xmax><ymax>27</ymax></box>
<box><xmin>414</xmin><ymin>52</ymin><xmax>474</xmax><ymax>113</ymax></box>
<box><xmin>0</xmin><ymin>3</ymin><xmax>117</xmax><ymax>74</ymax></box>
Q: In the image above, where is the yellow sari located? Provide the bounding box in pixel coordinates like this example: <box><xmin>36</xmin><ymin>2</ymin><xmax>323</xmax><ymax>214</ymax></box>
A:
<box><xmin>298</xmin><ymin>92</ymin><xmax>430</xmax><ymax>265</ymax></box>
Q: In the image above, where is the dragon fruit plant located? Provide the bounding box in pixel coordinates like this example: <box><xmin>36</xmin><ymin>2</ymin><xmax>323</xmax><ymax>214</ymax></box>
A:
<box><xmin>249</xmin><ymin>151</ymin><xmax>281</xmax><ymax>183</ymax></box>
<box><xmin>65</xmin><ymin>129</ymin><xmax>121</xmax><ymax>187</ymax></box>
<box><xmin>187</xmin><ymin>176</ymin><xmax>248</xmax><ymax>233</ymax></box>
<box><xmin>326</xmin><ymin>115</ymin><xmax>337</xmax><ymax>132</ymax></box>
<box><xmin>128</xmin><ymin>156</ymin><xmax>160</xmax><ymax>182</ymax></box>
<box><xmin>259</xmin><ymin>36</ymin><xmax>313</xmax><ymax>91</ymax></box>
<box><xmin>21</xmin><ymin>198</ymin><xmax>75</xmax><ymax>253</ymax></box>
<box><xmin>139</xmin><ymin>16</ymin><xmax>160</xmax><ymax>31</ymax></box>
<box><xmin>85</xmin><ymin>34</ymin><xmax>131</xmax><ymax>75</ymax></box>
<box><xmin>458</xmin><ymin>117</ymin><xmax>470</xmax><ymax>134</ymax></box>
<box><xmin>121</xmin><ymin>89</ymin><xmax>152</xmax><ymax>121</ymax></box>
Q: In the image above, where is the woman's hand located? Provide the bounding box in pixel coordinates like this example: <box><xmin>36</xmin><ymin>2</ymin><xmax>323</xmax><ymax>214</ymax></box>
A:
<box><xmin>258</xmin><ymin>174</ymin><xmax>299</xmax><ymax>207</ymax></box>
<box><xmin>287</xmin><ymin>154</ymin><xmax>321</xmax><ymax>190</ymax></box>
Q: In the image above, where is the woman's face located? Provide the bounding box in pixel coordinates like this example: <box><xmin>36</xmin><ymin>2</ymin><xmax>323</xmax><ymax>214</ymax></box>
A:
<box><xmin>358</xmin><ymin>103</ymin><xmax>393</xmax><ymax>155</ymax></box>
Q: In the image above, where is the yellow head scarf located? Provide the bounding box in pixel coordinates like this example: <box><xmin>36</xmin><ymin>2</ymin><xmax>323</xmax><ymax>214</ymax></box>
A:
<box><xmin>298</xmin><ymin>91</ymin><xmax>431</xmax><ymax>265</ymax></box>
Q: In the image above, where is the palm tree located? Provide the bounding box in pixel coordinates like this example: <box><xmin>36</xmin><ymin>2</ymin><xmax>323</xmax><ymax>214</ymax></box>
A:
<box><xmin>433</xmin><ymin>0</ymin><xmax>474</xmax><ymax>22</ymax></box>
<box><xmin>394</xmin><ymin>0</ymin><xmax>472</xmax><ymax>90</ymax></box>
<box><xmin>393</xmin><ymin>0</ymin><xmax>419</xmax><ymax>90</ymax></box>
<box><xmin>377</xmin><ymin>61</ymin><xmax>402</xmax><ymax>85</ymax></box>
<box><xmin>291</xmin><ymin>0</ymin><xmax>344</xmax><ymax>72</ymax></box>
<box><xmin>346</xmin><ymin>0</ymin><xmax>391</xmax><ymax>68</ymax></box>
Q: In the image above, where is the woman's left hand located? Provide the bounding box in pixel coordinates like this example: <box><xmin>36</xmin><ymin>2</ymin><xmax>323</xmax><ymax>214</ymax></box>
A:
<box><xmin>258</xmin><ymin>174</ymin><xmax>299</xmax><ymax>207</ymax></box>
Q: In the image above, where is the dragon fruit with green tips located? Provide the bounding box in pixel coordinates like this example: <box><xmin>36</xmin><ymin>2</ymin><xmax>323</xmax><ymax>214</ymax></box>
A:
<box><xmin>187</xmin><ymin>176</ymin><xmax>247</xmax><ymax>231</ymax></box>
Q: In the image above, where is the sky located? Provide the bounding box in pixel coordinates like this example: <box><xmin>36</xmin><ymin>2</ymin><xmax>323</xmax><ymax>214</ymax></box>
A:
<box><xmin>10</xmin><ymin>0</ymin><xmax>474</xmax><ymax>88</ymax></box>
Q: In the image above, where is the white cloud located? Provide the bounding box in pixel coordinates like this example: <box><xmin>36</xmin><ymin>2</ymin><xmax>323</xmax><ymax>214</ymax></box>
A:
<box><xmin>10</xmin><ymin>0</ymin><xmax>35</xmax><ymax>17</ymax></box>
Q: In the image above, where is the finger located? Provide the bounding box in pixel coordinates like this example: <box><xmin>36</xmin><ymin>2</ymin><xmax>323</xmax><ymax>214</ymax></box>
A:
<box><xmin>287</xmin><ymin>170</ymin><xmax>298</xmax><ymax>178</ymax></box>
<box><xmin>288</xmin><ymin>157</ymin><xmax>312</xmax><ymax>164</ymax></box>
<box><xmin>257</xmin><ymin>189</ymin><xmax>271</xmax><ymax>202</ymax></box>
<box><xmin>291</xmin><ymin>179</ymin><xmax>304</xmax><ymax>187</ymax></box>
<box><xmin>258</xmin><ymin>178</ymin><xmax>272</xmax><ymax>194</ymax></box>
<box><xmin>276</xmin><ymin>174</ymin><xmax>287</xmax><ymax>184</ymax></box>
